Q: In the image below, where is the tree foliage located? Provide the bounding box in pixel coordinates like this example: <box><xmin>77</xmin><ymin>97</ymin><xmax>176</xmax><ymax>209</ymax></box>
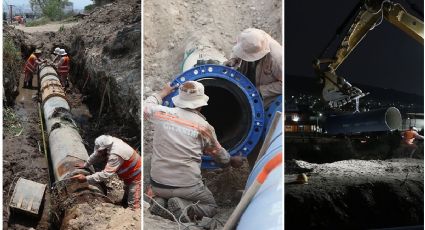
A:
<box><xmin>30</xmin><ymin>0</ymin><xmax>70</xmax><ymax>20</ymax></box>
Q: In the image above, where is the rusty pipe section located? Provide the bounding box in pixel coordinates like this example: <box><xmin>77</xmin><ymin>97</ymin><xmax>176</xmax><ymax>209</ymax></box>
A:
<box><xmin>39</xmin><ymin>65</ymin><xmax>107</xmax><ymax>226</ymax></box>
<box><xmin>40</xmin><ymin>66</ymin><xmax>91</xmax><ymax>182</ymax></box>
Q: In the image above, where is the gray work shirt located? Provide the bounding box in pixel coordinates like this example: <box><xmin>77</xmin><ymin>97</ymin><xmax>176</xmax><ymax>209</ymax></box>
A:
<box><xmin>144</xmin><ymin>94</ymin><xmax>230</xmax><ymax>187</ymax></box>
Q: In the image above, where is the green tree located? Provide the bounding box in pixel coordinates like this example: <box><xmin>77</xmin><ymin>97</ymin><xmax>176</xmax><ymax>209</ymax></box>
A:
<box><xmin>30</xmin><ymin>0</ymin><xmax>69</xmax><ymax>20</ymax></box>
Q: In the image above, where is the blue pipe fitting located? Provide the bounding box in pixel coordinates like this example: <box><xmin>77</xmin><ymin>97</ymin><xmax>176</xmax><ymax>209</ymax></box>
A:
<box><xmin>264</xmin><ymin>95</ymin><xmax>282</xmax><ymax>135</ymax></box>
<box><xmin>163</xmin><ymin>64</ymin><xmax>265</xmax><ymax>169</ymax></box>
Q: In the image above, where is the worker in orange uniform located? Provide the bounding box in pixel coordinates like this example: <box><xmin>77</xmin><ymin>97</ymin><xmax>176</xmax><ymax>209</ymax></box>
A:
<box><xmin>56</xmin><ymin>49</ymin><xmax>70</xmax><ymax>88</ymax></box>
<box><xmin>24</xmin><ymin>49</ymin><xmax>46</xmax><ymax>89</ymax></box>
<box><xmin>225</xmin><ymin>28</ymin><xmax>282</xmax><ymax>107</ymax></box>
<box><xmin>72</xmin><ymin>135</ymin><xmax>141</xmax><ymax>209</ymax></box>
<box><xmin>401</xmin><ymin>126</ymin><xmax>424</xmax><ymax>158</ymax></box>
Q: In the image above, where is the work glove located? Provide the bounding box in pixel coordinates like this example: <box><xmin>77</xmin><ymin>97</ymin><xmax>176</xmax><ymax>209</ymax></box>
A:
<box><xmin>230</xmin><ymin>155</ymin><xmax>244</xmax><ymax>168</ymax></box>
<box><xmin>223</xmin><ymin>58</ymin><xmax>241</xmax><ymax>68</ymax></box>
<box><xmin>74</xmin><ymin>162</ymin><xmax>88</xmax><ymax>169</ymax></box>
<box><xmin>71</xmin><ymin>174</ymin><xmax>87</xmax><ymax>183</ymax></box>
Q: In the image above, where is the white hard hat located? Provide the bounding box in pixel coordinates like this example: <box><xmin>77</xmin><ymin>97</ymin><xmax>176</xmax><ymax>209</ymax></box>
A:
<box><xmin>59</xmin><ymin>49</ymin><xmax>67</xmax><ymax>56</ymax></box>
<box><xmin>412</xmin><ymin>127</ymin><xmax>419</xmax><ymax>132</ymax></box>
<box><xmin>172</xmin><ymin>81</ymin><xmax>209</xmax><ymax>109</ymax></box>
<box><xmin>54</xmin><ymin>47</ymin><xmax>60</xmax><ymax>55</ymax></box>
<box><xmin>95</xmin><ymin>135</ymin><xmax>113</xmax><ymax>151</ymax></box>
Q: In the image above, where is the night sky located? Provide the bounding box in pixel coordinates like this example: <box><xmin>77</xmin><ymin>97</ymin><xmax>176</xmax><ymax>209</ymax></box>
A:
<box><xmin>285</xmin><ymin>0</ymin><xmax>424</xmax><ymax>96</ymax></box>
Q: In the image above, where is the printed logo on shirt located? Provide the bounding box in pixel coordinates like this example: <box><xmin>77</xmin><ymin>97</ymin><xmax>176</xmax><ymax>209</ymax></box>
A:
<box><xmin>163</xmin><ymin>123</ymin><xmax>199</xmax><ymax>138</ymax></box>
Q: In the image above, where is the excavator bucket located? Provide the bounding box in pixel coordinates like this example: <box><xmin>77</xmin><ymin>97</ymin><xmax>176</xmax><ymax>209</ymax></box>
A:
<box><xmin>321</xmin><ymin>70</ymin><xmax>366</xmax><ymax>108</ymax></box>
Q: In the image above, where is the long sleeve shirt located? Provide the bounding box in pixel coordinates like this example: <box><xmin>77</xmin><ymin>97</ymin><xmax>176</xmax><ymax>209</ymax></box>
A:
<box><xmin>144</xmin><ymin>93</ymin><xmax>230</xmax><ymax>187</ymax></box>
<box><xmin>84</xmin><ymin>137</ymin><xmax>134</xmax><ymax>183</ymax></box>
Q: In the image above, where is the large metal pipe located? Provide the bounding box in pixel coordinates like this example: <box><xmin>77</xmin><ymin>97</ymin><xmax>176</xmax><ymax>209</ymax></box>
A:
<box><xmin>163</xmin><ymin>44</ymin><xmax>265</xmax><ymax>169</ymax></box>
<box><xmin>237</xmin><ymin>115</ymin><xmax>282</xmax><ymax>229</ymax></box>
<box><xmin>324</xmin><ymin>107</ymin><xmax>402</xmax><ymax>135</ymax></box>
<box><xmin>39</xmin><ymin>65</ymin><xmax>106</xmax><ymax>228</ymax></box>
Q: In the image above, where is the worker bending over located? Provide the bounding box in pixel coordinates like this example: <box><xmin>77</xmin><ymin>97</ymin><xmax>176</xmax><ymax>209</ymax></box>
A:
<box><xmin>144</xmin><ymin>81</ymin><xmax>242</xmax><ymax>222</ymax></box>
<box><xmin>72</xmin><ymin>135</ymin><xmax>141</xmax><ymax>209</ymax></box>
<box><xmin>225</xmin><ymin>28</ymin><xmax>282</xmax><ymax>106</ymax></box>
<box><xmin>401</xmin><ymin>126</ymin><xmax>424</xmax><ymax>158</ymax></box>
<box><xmin>24</xmin><ymin>49</ymin><xmax>46</xmax><ymax>88</ymax></box>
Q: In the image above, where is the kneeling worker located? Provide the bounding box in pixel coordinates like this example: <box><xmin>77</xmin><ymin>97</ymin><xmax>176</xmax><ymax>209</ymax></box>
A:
<box><xmin>72</xmin><ymin>135</ymin><xmax>141</xmax><ymax>209</ymax></box>
<box><xmin>144</xmin><ymin>81</ymin><xmax>242</xmax><ymax>222</ymax></box>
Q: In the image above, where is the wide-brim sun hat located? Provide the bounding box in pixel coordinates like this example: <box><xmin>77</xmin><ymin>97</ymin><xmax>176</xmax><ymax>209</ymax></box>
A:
<box><xmin>232</xmin><ymin>28</ymin><xmax>271</xmax><ymax>62</ymax></box>
<box><xmin>172</xmin><ymin>81</ymin><xmax>209</xmax><ymax>109</ymax></box>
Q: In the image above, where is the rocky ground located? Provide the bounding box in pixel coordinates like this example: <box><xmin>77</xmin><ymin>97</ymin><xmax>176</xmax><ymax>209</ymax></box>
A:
<box><xmin>3</xmin><ymin>1</ymin><xmax>141</xmax><ymax>229</ymax></box>
<box><xmin>143</xmin><ymin>0</ymin><xmax>281</xmax><ymax>229</ymax></box>
<box><xmin>285</xmin><ymin>158</ymin><xmax>424</xmax><ymax>229</ymax></box>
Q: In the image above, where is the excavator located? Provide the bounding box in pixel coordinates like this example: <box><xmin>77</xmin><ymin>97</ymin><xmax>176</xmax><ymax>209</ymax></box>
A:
<box><xmin>314</xmin><ymin>0</ymin><xmax>423</xmax><ymax>109</ymax></box>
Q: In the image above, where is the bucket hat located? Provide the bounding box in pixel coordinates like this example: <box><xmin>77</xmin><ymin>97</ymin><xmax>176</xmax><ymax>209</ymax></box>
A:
<box><xmin>232</xmin><ymin>28</ymin><xmax>270</xmax><ymax>62</ymax></box>
<box><xmin>172</xmin><ymin>81</ymin><xmax>209</xmax><ymax>109</ymax></box>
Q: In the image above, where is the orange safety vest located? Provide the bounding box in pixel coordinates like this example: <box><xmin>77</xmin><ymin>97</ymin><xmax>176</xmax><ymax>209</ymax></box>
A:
<box><xmin>24</xmin><ymin>54</ymin><xmax>38</xmax><ymax>73</ymax></box>
<box><xmin>117</xmin><ymin>151</ymin><xmax>141</xmax><ymax>184</ymax></box>
<box><xmin>403</xmin><ymin>130</ymin><xmax>417</xmax><ymax>145</ymax></box>
<box><xmin>58</xmin><ymin>56</ymin><xmax>70</xmax><ymax>76</ymax></box>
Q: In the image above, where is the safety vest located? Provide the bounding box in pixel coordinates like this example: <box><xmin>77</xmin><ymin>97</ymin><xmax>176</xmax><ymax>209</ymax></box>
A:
<box><xmin>24</xmin><ymin>54</ymin><xmax>37</xmax><ymax>73</ymax></box>
<box><xmin>58</xmin><ymin>56</ymin><xmax>70</xmax><ymax>76</ymax></box>
<box><xmin>403</xmin><ymin>130</ymin><xmax>417</xmax><ymax>145</ymax></box>
<box><xmin>116</xmin><ymin>151</ymin><xmax>141</xmax><ymax>184</ymax></box>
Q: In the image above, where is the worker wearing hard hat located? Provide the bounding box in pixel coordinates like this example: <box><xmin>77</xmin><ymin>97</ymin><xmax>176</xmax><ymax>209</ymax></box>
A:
<box><xmin>225</xmin><ymin>28</ymin><xmax>282</xmax><ymax>106</ymax></box>
<box><xmin>144</xmin><ymin>81</ymin><xmax>243</xmax><ymax>222</ymax></box>
<box><xmin>23</xmin><ymin>49</ymin><xmax>46</xmax><ymax>88</ymax></box>
<box><xmin>56</xmin><ymin>49</ymin><xmax>70</xmax><ymax>88</ymax></box>
<box><xmin>71</xmin><ymin>135</ymin><xmax>141</xmax><ymax>209</ymax></box>
<box><xmin>401</xmin><ymin>126</ymin><xmax>424</xmax><ymax>157</ymax></box>
<box><xmin>52</xmin><ymin>47</ymin><xmax>61</xmax><ymax>63</ymax></box>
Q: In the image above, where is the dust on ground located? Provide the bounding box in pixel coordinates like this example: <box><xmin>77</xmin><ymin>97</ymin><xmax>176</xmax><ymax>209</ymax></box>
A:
<box><xmin>143</xmin><ymin>0</ymin><xmax>281</xmax><ymax>228</ymax></box>
<box><xmin>285</xmin><ymin>158</ymin><xmax>424</xmax><ymax>229</ymax></box>
<box><xmin>3</xmin><ymin>74</ymin><xmax>51</xmax><ymax>230</ymax></box>
<box><xmin>15</xmin><ymin>22</ymin><xmax>79</xmax><ymax>33</ymax></box>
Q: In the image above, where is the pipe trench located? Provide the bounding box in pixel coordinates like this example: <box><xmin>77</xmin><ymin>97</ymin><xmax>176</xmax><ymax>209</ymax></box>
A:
<box><xmin>39</xmin><ymin>65</ymin><xmax>107</xmax><ymax>228</ymax></box>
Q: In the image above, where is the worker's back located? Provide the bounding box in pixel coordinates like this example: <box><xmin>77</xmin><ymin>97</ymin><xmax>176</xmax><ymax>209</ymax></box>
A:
<box><xmin>150</xmin><ymin>106</ymin><xmax>212</xmax><ymax>187</ymax></box>
<box><xmin>403</xmin><ymin>130</ymin><xmax>418</xmax><ymax>145</ymax></box>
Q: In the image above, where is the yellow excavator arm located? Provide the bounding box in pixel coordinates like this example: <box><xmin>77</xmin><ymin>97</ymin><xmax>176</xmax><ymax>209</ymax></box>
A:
<box><xmin>315</xmin><ymin>0</ymin><xmax>424</xmax><ymax>108</ymax></box>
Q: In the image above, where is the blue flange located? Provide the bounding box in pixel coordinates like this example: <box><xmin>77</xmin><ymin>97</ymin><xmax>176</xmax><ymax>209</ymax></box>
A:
<box><xmin>163</xmin><ymin>64</ymin><xmax>265</xmax><ymax>169</ymax></box>
<box><xmin>264</xmin><ymin>95</ymin><xmax>282</xmax><ymax>135</ymax></box>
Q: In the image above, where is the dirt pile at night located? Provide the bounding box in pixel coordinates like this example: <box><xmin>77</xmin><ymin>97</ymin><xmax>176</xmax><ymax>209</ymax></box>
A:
<box><xmin>285</xmin><ymin>159</ymin><xmax>424</xmax><ymax>229</ymax></box>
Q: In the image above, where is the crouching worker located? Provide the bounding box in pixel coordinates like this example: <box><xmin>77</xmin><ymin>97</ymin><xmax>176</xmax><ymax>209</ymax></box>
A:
<box><xmin>144</xmin><ymin>81</ymin><xmax>243</xmax><ymax>222</ymax></box>
<box><xmin>71</xmin><ymin>135</ymin><xmax>141</xmax><ymax>209</ymax></box>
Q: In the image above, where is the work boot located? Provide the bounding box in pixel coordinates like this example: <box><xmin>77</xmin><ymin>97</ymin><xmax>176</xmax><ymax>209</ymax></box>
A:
<box><xmin>149</xmin><ymin>197</ymin><xmax>173</xmax><ymax>220</ymax></box>
<box><xmin>167</xmin><ymin>197</ymin><xmax>194</xmax><ymax>223</ymax></box>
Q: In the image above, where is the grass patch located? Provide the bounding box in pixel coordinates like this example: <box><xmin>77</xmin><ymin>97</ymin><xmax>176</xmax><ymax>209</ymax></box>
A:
<box><xmin>26</xmin><ymin>17</ymin><xmax>51</xmax><ymax>27</ymax></box>
<box><xmin>3</xmin><ymin>107</ymin><xmax>23</xmax><ymax>136</ymax></box>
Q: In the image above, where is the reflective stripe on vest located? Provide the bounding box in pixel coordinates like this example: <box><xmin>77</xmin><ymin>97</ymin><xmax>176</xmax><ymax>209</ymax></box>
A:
<box><xmin>24</xmin><ymin>54</ymin><xmax>37</xmax><ymax>73</ymax></box>
<box><xmin>117</xmin><ymin>151</ymin><xmax>141</xmax><ymax>183</ymax></box>
<box><xmin>58</xmin><ymin>56</ymin><xmax>70</xmax><ymax>74</ymax></box>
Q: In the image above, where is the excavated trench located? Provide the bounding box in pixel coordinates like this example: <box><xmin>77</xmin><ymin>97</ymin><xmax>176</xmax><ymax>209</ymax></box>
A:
<box><xmin>4</xmin><ymin>42</ymin><xmax>140</xmax><ymax>229</ymax></box>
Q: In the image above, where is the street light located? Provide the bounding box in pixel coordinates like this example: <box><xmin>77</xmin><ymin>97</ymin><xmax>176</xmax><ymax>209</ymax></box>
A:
<box><xmin>316</xmin><ymin>113</ymin><xmax>322</xmax><ymax>133</ymax></box>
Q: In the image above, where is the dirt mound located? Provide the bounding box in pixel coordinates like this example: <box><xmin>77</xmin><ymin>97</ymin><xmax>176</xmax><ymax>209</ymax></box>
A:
<box><xmin>62</xmin><ymin>202</ymin><xmax>140</xmax><ymax>230</ymax></box>
<box><xmin>285</xmin><ymin>159</ymin><xmax>424</xmax><ymax>229</ymax></box>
